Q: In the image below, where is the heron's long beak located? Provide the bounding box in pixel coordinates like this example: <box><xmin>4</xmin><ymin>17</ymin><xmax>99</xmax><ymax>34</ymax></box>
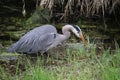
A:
<box><xmin>79</xmin><ymin>33</ymin><xmax>88</xmax><ymax>45</ymax></box>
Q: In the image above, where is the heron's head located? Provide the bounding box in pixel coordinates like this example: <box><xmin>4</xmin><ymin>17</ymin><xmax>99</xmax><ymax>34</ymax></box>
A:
<box><xmin>71</xmin><ymin>25</ymin><xmax>88</xmax><ymax>45</ymax></box>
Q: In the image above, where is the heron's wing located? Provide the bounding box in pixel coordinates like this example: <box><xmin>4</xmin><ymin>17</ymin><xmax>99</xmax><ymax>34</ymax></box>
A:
<box><xmin>7</xmin><ymin>25</ymin><xmax>58</xmax><ymax>53</ymax></box>
<box><xmin>8</xmin><ymin>32</ymin><xmax>56</xmax><ymax>54</ymax></box>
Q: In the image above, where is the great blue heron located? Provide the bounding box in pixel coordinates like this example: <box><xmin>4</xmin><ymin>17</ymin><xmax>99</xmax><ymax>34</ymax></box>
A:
<box><xmin>7</xmin><ymin>24</ymin><xmax>88</xmax><ymax>54</ymax></box>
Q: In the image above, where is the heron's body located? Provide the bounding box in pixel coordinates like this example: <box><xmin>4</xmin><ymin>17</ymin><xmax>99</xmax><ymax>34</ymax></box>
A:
<box><xmin>7</xmin><ymin>24</ymin><xmax>87</xmax><ymax>54</ymax></box>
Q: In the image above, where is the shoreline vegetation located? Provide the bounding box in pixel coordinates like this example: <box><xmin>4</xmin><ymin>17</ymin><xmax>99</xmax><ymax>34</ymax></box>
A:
<box><xmin>0</xmin><ymin>42</ymin><xmax>120</xmax><ymax>80</ymax></box>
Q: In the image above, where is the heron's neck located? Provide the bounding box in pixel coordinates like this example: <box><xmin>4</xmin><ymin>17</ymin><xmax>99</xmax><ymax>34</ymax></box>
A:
<box><xmin>62</xmin><ymin>25</ymin><xmax>72</xmax><ymax>40</ymax></box>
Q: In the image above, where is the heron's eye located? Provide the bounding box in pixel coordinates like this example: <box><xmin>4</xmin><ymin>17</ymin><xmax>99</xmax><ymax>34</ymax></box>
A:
<box><xmin>72</xmin><ymin>25</ymin><xmax>81</xmax><ymax>34</ymax></box>
<box><xmin>77</xmin><ymin>28</ymin><xmax>81</xmax><ymax>33</ymax></box>
<box><xmin>73</xmin><ymin>25</ymin><xmax>80</xmax><ymax>33</ymax></box>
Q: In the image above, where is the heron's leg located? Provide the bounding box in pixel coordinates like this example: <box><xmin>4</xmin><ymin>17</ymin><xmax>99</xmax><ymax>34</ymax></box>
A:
<box><xmin>44</xmin><ymin>52</ymin><xmax>49</xmax><ymax>56</ymax></box>
<box><xmin>40</xmin><ymin>50</ymin><xmax>49</xmax><ymax>57</ymax></box>
<box><xmin>60</xmin><ymin>41</ymin><xmax>67</xmax><ymax>48</ymax></box>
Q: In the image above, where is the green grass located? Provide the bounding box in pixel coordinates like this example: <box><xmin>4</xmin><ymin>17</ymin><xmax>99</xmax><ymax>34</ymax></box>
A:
<box><xmin>0</xmin><ymin>43</ymin><xmax>120</xmax><ymax>80</ymax></box>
